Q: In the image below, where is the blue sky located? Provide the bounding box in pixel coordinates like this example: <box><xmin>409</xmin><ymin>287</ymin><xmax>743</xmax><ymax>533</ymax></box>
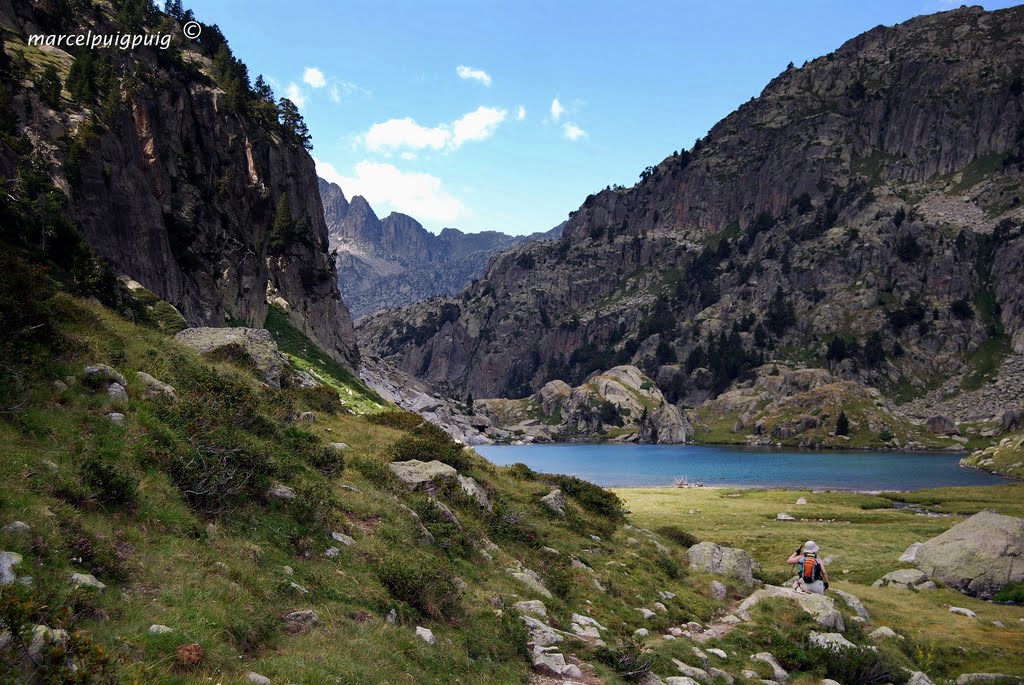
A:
<box><xmin>194</xmin><ymin>0</ymin><xmax>1020</xmax><ymax>235</ymax></box>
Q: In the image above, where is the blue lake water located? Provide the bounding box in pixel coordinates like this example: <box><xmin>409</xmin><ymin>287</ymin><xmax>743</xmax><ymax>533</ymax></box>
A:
<box><xmin>474</xmin><ymin>443</ymin><xmax>1013</xmax><ymax>490</ymax></box>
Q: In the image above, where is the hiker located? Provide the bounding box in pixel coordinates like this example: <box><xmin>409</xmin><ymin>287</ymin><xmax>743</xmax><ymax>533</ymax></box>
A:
<box><xmin>787</xmin><ymin>540</ymin><xmax>829</xmax><ymax>594</ymax></box>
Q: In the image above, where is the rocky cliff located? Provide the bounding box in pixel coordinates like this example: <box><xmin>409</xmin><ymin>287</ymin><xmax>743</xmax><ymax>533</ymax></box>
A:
<box><xmin>359</xmin><ymin>5</ymin><xmax>1024</xmax><ymax>421</ymax></box>
<box><xmin>0</xmin><ymin>1</ymin><xmax>358</xmax><ymax>367</ymax></box>
<box><xmin>321</xmin><ymin>178</ymin><xmax>562</xmax><ymax>319</ymax></box>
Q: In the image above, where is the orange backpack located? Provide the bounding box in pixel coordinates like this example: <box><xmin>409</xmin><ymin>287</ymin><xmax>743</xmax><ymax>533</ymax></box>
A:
<box><xmin>801</xmin><ymin>554</ymin><xmax>821</xmax><ymax>583</ymax></box>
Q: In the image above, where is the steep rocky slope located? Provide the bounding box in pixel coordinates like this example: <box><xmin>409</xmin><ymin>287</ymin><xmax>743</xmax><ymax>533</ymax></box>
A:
<box><xmin>0</xmin><ymin>0</ymin><xmax>358</xmax><ymax>367</ymax></box>
<box><xmin>359</xmin><ymin>5</ymin><xmax>1024</xmax><ymax>421</ymax></box>
<box><xmin>322</xmin><ymin>178</ymin><xmax>562</xmax><ymax>319</ymax></box>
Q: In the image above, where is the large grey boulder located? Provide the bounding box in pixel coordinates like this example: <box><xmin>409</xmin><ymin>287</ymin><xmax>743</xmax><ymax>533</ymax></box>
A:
<box><xmin>388</xmin><ymin>460</ymin><xmax>458</xmax><ymax>493</ymax></box>
<box><xmin>174</xmin><ymin>328</ymin><xmax>286</xmax><ymax>388</ymax></box>
<box><xmin>832</xmin><ymin>588</ymin><xmax>869</xmax><ymax>620</ymax></box>
<box><xmin>136</xmin><ymin>372</ymin><xmax>177</xmax><ymax>400</ymax></box>
<box><xmin>914</xmin><ymin>509</ymin><xmax>1024</xmax><ymax>598</ymax></box>
<box><xmin>738</xmin><ymin>585</ymin><xmax>845</xmax><ymax>632</ymax></box>
<box><xmin>457</xmin><ymin>475</ymin><xmax>492</xmax><ymax>511</ymax></box>
<box><xmin>925</xmin><ymin>414</ymin><xmax>958</xmax><ymax>435</ymax></box>
<box><xmin>83</xmin><ymin>364</ymin><xmax>126</xmax><ymax>387</ymax></box>
<box><xmin>540</xmin><ymin>489</ymin><xmax>567</xmax><ymax>517</ymax></box>
<box><xmin>0</xmin><ymin>551</ymin><xmax>22</xmax><ymax>585</ymax></box>
<box><xmin>872</xmin><ymin>568</ymin><xmax>936</xmax><ymax>590</ymax></box>
<box><xmin>687</xmin><ymin>541</ymin><xmax>756</xmax><ymax>585</ymax></box>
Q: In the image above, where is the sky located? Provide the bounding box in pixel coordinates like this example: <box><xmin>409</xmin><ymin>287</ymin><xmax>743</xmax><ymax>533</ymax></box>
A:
<box><xmin>192</xmin><ymin>0</ymin><xmax>1020</xmax><ymax>236</ymax></box>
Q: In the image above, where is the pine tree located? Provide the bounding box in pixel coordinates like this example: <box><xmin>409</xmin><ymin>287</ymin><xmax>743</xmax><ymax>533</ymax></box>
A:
<box><xmin>269</xmin><ymin>192</ymin><xmax>294</xmax><ymax>253</ymax></box>
<box><xmin>836</xmin><ymin>411</ymin><xmax>850</xmax><ymax>436</ymax></box>
<box><xmin>277</xmin><ymin>98</ymin><xmax>312</xmax><ymax>150</ymax></box>
<box><xmin>34</xmin><ymin>65</ymin><xmax>62</xmax><ymax>108</ymax></box>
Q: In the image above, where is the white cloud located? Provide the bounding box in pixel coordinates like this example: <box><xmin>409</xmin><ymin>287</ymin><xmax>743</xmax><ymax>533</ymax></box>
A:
<box><xmin>329</xmin><ymin>85</ymin><xmax>341</xmax><ymax>103</ymax></box>
<box><xmin>516</xmin><ymin>105</ymin><xmax>526</xmax><ymax>121</ymax></box>
<box><xmin>400</xmin><ymin>151</ymin><xmax>418</xmax><ymax>161</ymax></box>
<box><xmin>456</xmin><ymin>65</ymin><xmax>492</xmax><ymax>86</ymax></box>
<box><xmin>452</xmin><ymin>106</ymin><xmax>507</xmax><ymax>148</ymax></box>
<box><xmin>363</xmin><ymin>106</ymin><xmax>507</xmax><ymax>153</ymax></box>
<box><xmin>563</xmin><ymin>123</ymin><xmax>585</xmax><ymax>141</ymax></box>
<box><xmin>550</xmin><ymin>97</ymin><xmax>564</xmax><ymax>121</ymax></box>
<box><xmin>303</xmin><ymin>67</ymin><xmax>326</xmax><ymax>89</ymax></box>
<box><xmin>365</xmin><ymin>117</ymin><xmax>450</xmax><ymax>151</ymax></box>
<box><xmin>285</xmin><ymin>82</ymin><xmax>305</xmax><ymax>108</ymax></box>
<box><xmin>315</xmin><ymin>159</ymin><xmax>464</xmax><ymax>225</ymax></box>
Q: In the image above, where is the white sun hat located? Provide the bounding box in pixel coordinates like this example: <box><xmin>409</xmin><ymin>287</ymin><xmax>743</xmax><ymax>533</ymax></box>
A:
<box><xmin>804</xmin><ymin>540</ymin><xmax>820</xmax><ymax>553</ymax></box>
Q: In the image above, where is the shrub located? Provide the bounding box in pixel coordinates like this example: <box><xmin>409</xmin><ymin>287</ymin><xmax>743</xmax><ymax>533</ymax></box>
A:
<box><xmin>390</xmin><ymin>422</ymin><xmax>472</xmax><ymax>471</ymax></box>
<box><xmin>594</xmin><ymin>635</ymin><xmax>653</xmax><ymax>680</ymax></box>
<box><xmin>487</xmin><ymin>498</ymin><xmax>539</xmax><ymax>547</ymax></box>
<box><xmin>806</xmin><ymin>645</ymin><xmax>909</xmax><ymax>685</ymax></box>
<box><xmin>993</xmin><ymin>582</ymin><xmax>1024</xmax><ymax>603</ymax></box>
<box><xmin>506</xmin><ymin>463</ymin><xmax>537</xmax><ymax>480</ymax></box>
<box><xmin>654</xmin><ymin>552</ymin><xmax>683</xmax><ymax>580</ymax></box>
<box><xmin>81</xmin><ymin>457</ymin><xmax>138</xmax><ymax>506</ymax></box>
<box><xmin>349</xmin><ymin>455</ymin><xmax>397</xmax><ymax>490</ymax></box>
<box><xmin>542</xmin><ymin>474</ymin><xmax>624</xmax><ymax>519</ymax></box>
<box><xmin>655</xmin><ymin>525</ymin><xmax>700</xmax><ymax>548</ymax></box>
<box><xmin>375</xmin><ymin>551</ymin><xmax>462</xmax><ymax>621</ymax></box>
<box><xmin>836</xmin><ymin>411</ymin><xmax>850</xmax><ymax>436</ymax></box>
<box><xmin>364</xmin><ymin>409</ymin><xmax>425</xmax><ymax>431</ymax></box>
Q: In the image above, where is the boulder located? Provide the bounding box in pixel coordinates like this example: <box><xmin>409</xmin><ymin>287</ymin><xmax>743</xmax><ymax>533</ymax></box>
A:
<box><xmin>776</xmin><ymin>512</ymin><xmax>796</xmax><ymax>521</ymax></box>
<box><xmin>738</xmin><ymin>585</ymin><xmax>844</xmax><ymax>631</ymax></box>
<box><xmin>869</xmin><ymin>626</ymin><xmax>901</xmax><ymax>640</ymax></box>
<box><xmin>107</xmin><ymin>382</ymin><xmax>128</xmax><ymax>401</ymax></box>
<box><xmin>925</xmin><ymin>414</ymin><xmax>958</xmax><ymax>435</ymax></box>
<box><xmin>3</xmin><ymin>521</ymin><xmax>30</xmax><ymax>535</ymax></box>
<box><xmin>415</xmin><ymin>626</ymin><xmax>436</xmax><ymax>644</ymax></box>
<box><xmin>28</xmin><ymin>625</ymin><xmax>69</xmax><ymax>660</ymax></box>
<box><xmin>106</xmin><ymin>412</ymin><xmax>126</xmax><ymax>424</ymax></box>
<box><xmin>949</xmin><ymin>606</ymin><xmax>977</xmax><ymax>618</ymax></box>
<box><xmin>83</xmin><ymin>364</ymin><xmax>126</xmax><ymax>387</ymax></box>
<box><xmin>670</xmin><ymin>659</ymin><xmax>710</xmax><ymax>684</ymax></box>
<box><xmin>687</xmin><ymin>542</ymin><xmax>757</xmax><ymax>585</ymax></box>
<box><xmin>809</xmin><ymin>631</ymin><xmax>856</xmax><ymax>650</ymax></box>
<box><xmin>0</xmin><ymin>552</ymin><xmax>22</xmax><ymax>586</ymax></box>
<box><xmin>331</xmin><ymin>531</ymin><xmax>355</xmax><ymax>546</ymax></box>
<box><xmin>148</xmin><ymin>624</ymin><xmax>173</xmax><ymax>635</ymax></box>
<box><xmin>244</xmin><ymin>673</ymin><xmax>272</xmax><ymax>684</ymax></box>
<box><xmin>176</xmin><ymin>642</ymin><xmax>205</xmax><ymax>667</ymax></box>
<box><xmin>174</xmin><ymin>328</ymin><xmax>286</xmax><ymax>388</ymax></box>
<box><xmin>136</xmin><ymin>372</ymin><xmax>177</xmax><ymax>400</ymax></box>
<box><xmin>71</xmin><ymin>573</ymin><xmax>106</xmax><ymax>592</ymax></box>
<box><xmin>388</xmin><ymin>460</ymin><xmax>458</xmax><ymax>493</ymax></box>
<box><xmin>872</xmin><ymin>568</ymin><xmax>936</xmax><ymax>590</ymax></box>
<box><xmin>907</xmin><ymin>674</ymin><xmax>936</xmax><ymax>685</ymax></box>
<box><xmin>266</xmin><ymin>483</ymin><xmax>297</xmax><ymax>502</ymax></box>
<box><xmin>899</xmin><ymin>542</ymin><xmax>923</xmax><ymax>563</ymax></box>
<box><xmin>512</xmin><ymin>600</ymin><xmax>547</xmax><ymax>619</ymax></box>
<box><xmin>540</xmin><ymin>489</ymin><xmax>567</xmax><ymax>516</ymax></box>
<box><xmin>457</xmin><ymin>475</ymin><xmax>492</xmax><ymax>511</ymax></box>
<box><xmin>956</xmin><ymin>676</ymin><xmax>1024</xmax><ymax>685</ymax></box>
<box><xmin>831</xmin><ymin>588</ymin><xmax>869</xmax><ymax>620</ymax></box>
<box><xmin>914</xmin><ymin>510</ymin><xmax>1024</xmax><ymax>598</ymax></box>
<box><xmin>751</xmin><ymin>652</ymin><xmax>789</xmax><ymax>684</ymax></box>
<box><xmin>711</xmin><ymin>580</ymin><xmax>728</xmax><ymax>601</ymax></box>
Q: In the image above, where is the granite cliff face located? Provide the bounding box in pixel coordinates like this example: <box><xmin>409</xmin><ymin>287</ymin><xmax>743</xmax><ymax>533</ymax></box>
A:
<box><xmin>320</xmin><ymin>178</ymin><xmax>561</xmax><ymax>319</ymax></box>
<box><xmin>359</xmin><ymin>5</ymin><xmax>1024</xmax><ymax>417</ymax></box>
<box><xmin>0</xmin><ymin>2</ymin><xmax>358</xmax><ymax>367</ymax></box>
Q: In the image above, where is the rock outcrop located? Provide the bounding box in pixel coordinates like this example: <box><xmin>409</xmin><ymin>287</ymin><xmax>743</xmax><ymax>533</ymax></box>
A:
<box><xmin>963</xmin><ymin>432</ymin><xmax>1024</xmax><ymax>479</ymax></box>
<box><xmin>738</xmin><ymin>585</ymin><xmax>845</xmax><ymax>631</ymax></box>
<box><xmin>914</xmin><ymin>509</ymin><xmax>1024</xmax><ymax>598</ymax></box>
<box><xmin>0</xmin><ymin>5</ymin><xmax>358</xmax><ymax>369</ymax></box>
<box><xmin>322</xmin><ymin>179</ymin><xmax>562</xmax><ymax>319</ymax></box>
<box><xmin>687</xmin><ymin>542</ymin><xmax>757</xmax><ymax>585</ymax></box>
<box><xmin>476</xmin><ymin>365</ymin><xmax>692</xmax><ymax>444</ymax></box>
<box><xmin>174</xmin><ymin>328</ymin><xmax>286</xmax><ymax>388</ymax></box>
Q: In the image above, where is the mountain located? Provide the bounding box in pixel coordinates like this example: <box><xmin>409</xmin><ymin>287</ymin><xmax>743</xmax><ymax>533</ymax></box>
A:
<box><xmin>319</xmin><ymin>178</ymin><xmax>562</xmax><ymax>319</ymax></box>
<box><xmin>0</xmin><ymin>0</ymin><xmax>358</xmax><ymax>368</ymax></box>
<box><xmin>358</xmin><ymin>4</ymin><xmax>1024</xmax><ymax>428</ymax></box>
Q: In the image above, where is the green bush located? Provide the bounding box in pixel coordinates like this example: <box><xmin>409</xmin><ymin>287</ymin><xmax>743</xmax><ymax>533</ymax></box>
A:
<box><xmin>654</xmin><ymin>552</ymin><xmax>683</xmax><ymax>580</ymax></box>
<box><xmin>487</xmin><ymin>498</ymin><xmax>539</xmax><ymax>547</ymax></box>
<box><xmin>81</xmin><ymin>457</ymin><xmax>138</xmax><ymax>506</ymax></box>
<box><xmin>594</xmin><ymin>635</ymin><xmax>653</xmax><ymax>680</ymax></box>
<box><xmin>375</xmin><ymin>551</ymin><xmax>462</xmax><ymax>620</ymax></box>
<box><xmin>655</xmin><ymin>525</ymin><xmax>700</xmax><ymax>548</ymax></box>
<box><xmin>994</xmin><ymin>582</ymin><xmax>1024</xmax><ymax>603</ymax></box>
<box><xmin>349</xmin><ymin>455</ymin><xmax>398</xmax><ymax>490</ymax></box>
<box><xmin>390</xmin><ymin>421</ymin><xmax>472</xmax><ymax>471</ymax></box>
<box><xmin>364</xmin><ymin>410</ymin><xmax>424</xmax><ymax>431</ymax></box>
<box><xmin>506</xmin><ymin>463</ymin><xmax>537</xmax><ymax>480</ymax></box>
<box><xmin>542</xmin><ymin>474</ymin><xmax>624</xmax><ymax>519</ymax></box>
<box><xmin>806</xmin><ymin>645</ymin><xmax>909</xmax><ymax>685</ymax></box>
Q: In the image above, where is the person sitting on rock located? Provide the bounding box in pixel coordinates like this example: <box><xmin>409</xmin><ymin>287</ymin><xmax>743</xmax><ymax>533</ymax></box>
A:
<box><xmin>787</xmin><ymin>540</ymin><xmax>829</xmax><ymax>594</ymax></box>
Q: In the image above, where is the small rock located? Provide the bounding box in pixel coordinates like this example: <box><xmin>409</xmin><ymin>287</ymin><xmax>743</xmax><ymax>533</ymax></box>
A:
<box><xmin>809</xmin><ymin>631</ymin><xmax>856</xmax><ymax>650</ymax></box>
<box><xmin>751</xmin><ymin>652</ymin><xmax>789</xmax><ymax>684</ymax></box>
<box><xmin>324</xmin><ymin>547</ymin><xmax>340</xmax><ymax>559</ymax></box>
<box><xmin>670</xmin><ymin>658</ymin><xmax>711</xmax><ymax>684</ymax></box>
<box><xmin>832</xmin><ymin>588</ymin><xmax>869</xmax><ymax>620</ymax></box>
<box><xmin>513</xmin><ymin>600</ymin><xmax>548</xmax><ymax>619</ymax></box>
<box><xmin>329</xmin><ymin>442</ymin><xmax>350</xmax><ymax>451</ymax></box>
<box><xmin>71</xmin><ymin>573</ymin><xmax>106</xmax><ymax>592</ymax></box>
<box><xmin>244</xmin><ymin>673</ymin><xmax>272</xmax><ymax>684</ymax></box>
<box><xmin>949</xmin><ymin>606</ymin><xmax>977</xmax><ymax>618</ymax></box>
<box><xmin>711</xmin><ymin>580</ymin><xmax>727</xmax><ymax>601</ymax></box>
<box><xmin>720</xmin><ymin>614</ymin><xmax>741</xmax><ymax>624</ymax></box>
<box><xmin>2</xmin><ymin>521</ymin><xmax>30</xmax><ymax>535</ymax></box>
<box><xmin>83</xmin><ymin>364</ymin><xmax>126</xmax><ymax>387</ymax></box>
<box><xmin>795</xmin><ymin>497</ymin><xmax>807</xmax><ymax>505</ymax></box>
<box><xmin>636</xmin><ymin>608</ymin><xmax>656</xmax><ymax>619</ymax></box>
<box><xmin>415</xmin><ymin>626</ymin><xmax>436</xmax><ymax>644</ymax></box>
<box><xmin>288</xmin><ymin>582</ymin><xmax>308</xmax><ymax>595</ymax></box>
<box><xmin>176</xmin><ymin>642</ymin><xmax>205</xmax><ymax>667</ymax></box>
<box><xmin>148</xmin><ymin>624</ymin><xmax>173</xmax><ymax>635</ymax></box>
<box><xmin>295</xmin><ymin>411</ymin><xmax>316</xmax><ymax>422</ymax></box>
<box><xmin>541</xmin><ymin>489</ymin><xmax>567</xmax><ymax>517</ymax></box>
<box><xmin>107</xmin><ymin>382</ymin><xmax>128</xmax><ymax>401</ymax></box>
<box><xmin>136</xmin><ymin>372</ymin><xmax>177</xmax><ymax>400</ymax></box>
<box><xmin>706</xmin><ymin>648</ymin><xmax>727</xmax><ymax>659</ymax></box>
<box><xmin>709</xmin><ymin>668</ymin><xmax>735</xmax><ymax>684</ymax></box>
<box><xmin>634</xmin><ymin>628</ymin><xmax>650</xmax><ymax>637</ymax></box>
<box><xmin>654</xmin><ymin>601</ymin><xmax>668</xmax><ymax>613</ymax></box>
<box><xmin>532</xmin><ymin>652</ymin><xmax>567</xmax><ymax>675</ymax></box>
<box><xmin>992</xmin><ymin>620</ymin><xmax>1005</xmax><ymax>628</ymax></box>
<box><xmin>776</xmin><ymin>512</ymin><xmax>796</xmax><ymax>521</ymax></box>
<box><xmin>386</xmin><ymin>608</ymin><xmax>397</xmax><ymax>624</ymax></box>
<box><xmin>282</xmin><ymin>565</ymin><xmax>294</xmax><ymax>576</ymax></box>
<box><xmin>267</xmin><ymin>483</ymin><xmax>297</xmax><ymax>501</ymax></box>
<box><xmin>282</xmin><ymin>609</ymin><xmax>320</xmax><ymax>632</ymax></box>
<box><xmin>907</xmin><ymin>672</ymin><xmax>936</xmax><ymax>685</ymax></box>
<box><xmin>28</xmin><ymin>625</ymin><xmax>69</xmax><ymax>658</ymax></box>
<box><xmin>561</xmin><ymin>664</ymin><xmax>584</xmax><ymax>678</ymax></box>
<box><xmin>331</xmin><ymin>531</ymin><xmax>355</xmax><ymax>546</ymax></box>
<box><xmin>869</xmin><ymin>626</ymin><xmax>901</xmax><ymax>640</ymax></box>
<box><xmin>106</xmin><ymin>412</ymin><xmax>126</xmax><ymax>424</ymax></box>
<box><xmin>51</xmin><ymin>380</ymin><xmax>68</xmax><ymax>393</ymax></box>
<box><xmin>542</xmin><ymin>546</ymin><xmax>560</xmax><ymax>555</ymax></box>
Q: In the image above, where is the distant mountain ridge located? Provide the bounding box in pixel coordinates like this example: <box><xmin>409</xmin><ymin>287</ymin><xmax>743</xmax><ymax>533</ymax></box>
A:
<box><xmin>319</xmin><ymin>178</ymin><xmax>562</xmax><ymax>319</ymax></box>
